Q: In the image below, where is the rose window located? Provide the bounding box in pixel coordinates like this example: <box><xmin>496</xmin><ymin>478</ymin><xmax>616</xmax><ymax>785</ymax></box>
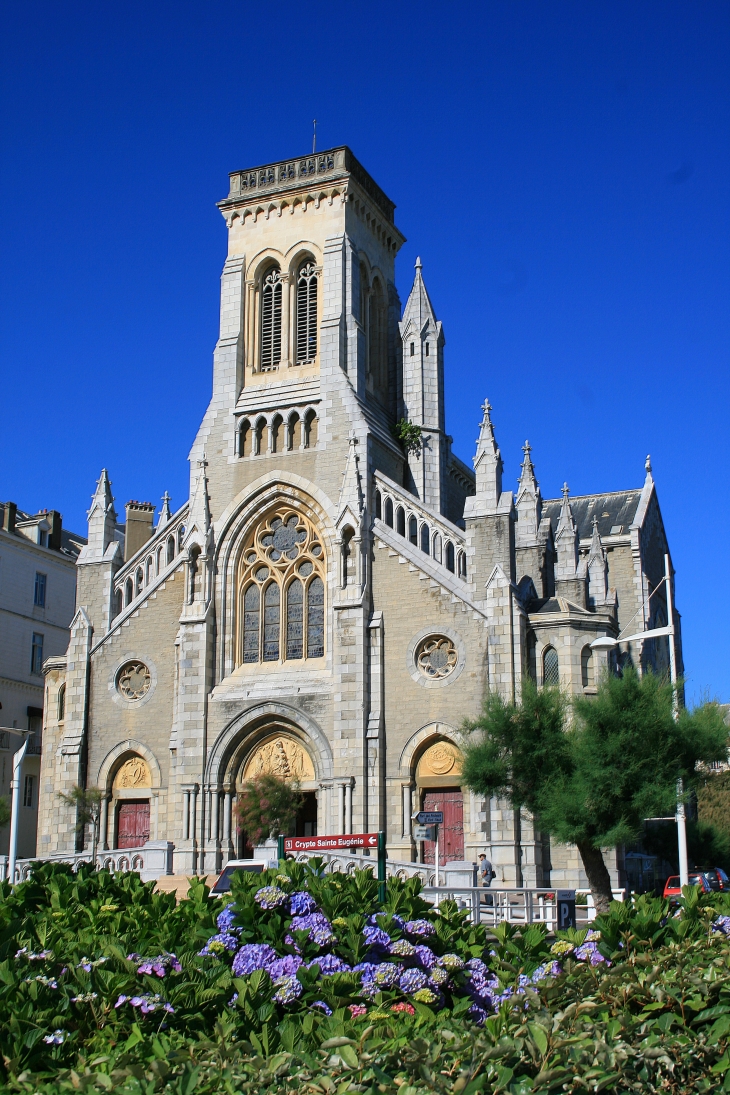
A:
<box><xmin>238</xmin><ymin>507</ymin><xmax>325</xmax><ymax>665</ymax></box>
<box><xmin>117</xmin><ymin>661</ymin><xmax>151</xmax><ymax>700</ymax></box>
<box><xmin>416</xmin><ymin>636</ymin><xmax>458</xmax><ymax>680</ymax></box>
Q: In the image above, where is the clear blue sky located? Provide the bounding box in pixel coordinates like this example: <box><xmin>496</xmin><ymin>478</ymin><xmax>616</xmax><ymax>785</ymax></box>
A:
<box><xmin>1</xmin><ymin>2</ymin><xmax>728</xmax><ymax>704</ymax></box>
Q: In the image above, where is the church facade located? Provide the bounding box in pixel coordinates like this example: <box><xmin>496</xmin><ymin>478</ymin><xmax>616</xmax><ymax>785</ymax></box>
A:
<box><xmin>38</xmin><ymin>147</ymin><xmax>681</xmax><ymax>887</ymax></box>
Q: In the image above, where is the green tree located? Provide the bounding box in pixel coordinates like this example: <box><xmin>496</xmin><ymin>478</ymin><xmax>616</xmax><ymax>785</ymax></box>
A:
<box><xmin>462</xmin><ymin>671</ymin><xmax>728</xmax><ymax>912</ymax></box>
<box><xmin>0</xmin><ymin>796</ymin><xmax>10</xmax><ymax>829</ymax></box>
<box><xmin>234</xmin><ymin>773</ymin><xmax>303</xmax><ymax>847</ymax></box>
<box><xmin>58</xmin><ymin>786</ymin><xmax>103</xmax><ymax>865</ymax></box>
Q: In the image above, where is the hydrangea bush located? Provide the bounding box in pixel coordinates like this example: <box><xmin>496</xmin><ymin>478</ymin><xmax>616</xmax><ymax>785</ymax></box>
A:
<box><xmin>2</xmin><ymin>859</ymin><xmax>730</xmax><ymax>1090</ymax></box>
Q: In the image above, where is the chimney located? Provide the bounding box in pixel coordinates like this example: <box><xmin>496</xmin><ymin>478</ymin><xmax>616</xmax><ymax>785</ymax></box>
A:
<box><xmin>2</xmin><ymin>502</ymin><xmax>17</xmax><ymax>534</ymax></box>
<box><xmin>124</xmin><ymin>501</ymin><xmax>155</xmax><ymax>562</ymax></box>
<box><xmin>48</xmin><ymin>510</ymin><xmax>62</xmax><ymax>551</ymax></box>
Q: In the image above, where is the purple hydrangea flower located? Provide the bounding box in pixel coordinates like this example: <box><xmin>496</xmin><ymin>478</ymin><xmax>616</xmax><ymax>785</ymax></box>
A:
<box><xmin>232</xmin><ymin>943</ymin><xmax>278</xmax><ymax>976</ymax></box>
<box><xmin>389</xmin><ymin>939</ymin><xmax>416</xmax><ymax>958</ymax></box>
<box><xmin>227</xmin><ymin>992</ymin><xmax>238</xmax><ymax>1007</ymax></box>
<box><xmin>359</xmin><ymin>980</ymin><xmax>382</xmax><ymax>999</ymax></box>
<box><xmin>366</xmin><ymin>913</ymin><xmax>404</xmax><ymax>927</ymax></box>
<box><xmin>199</xmin><ymin>932</ymin><xmax>240</xmax><ymax>957</ymax></box>
<box><xmin>713</xmin><ymin>916</ymin><xmax>730</xmax><ymax>936</ymax></box>
<box><xmin>306</xmin><ymin>954</ymin><xmax>351</xmax><ymax>975</ymax></box>
<box><xmin>428</xmin><ymin>967</ymin><xmax>450</xmax><ymax>987</ymax></box>
<box><xmin>467</xmin><ymin>1004</ymin><xmax>488</xmax><ymax>1025</ymax></box>
<box><xmin>398</xmin><ymin>967</ymin><xmax>428</xmax><ymax>994</ymax></box>
<box><xmin>574</xmin><ymin>942</ymin><xmax>609</xmax><ymax>967</ymax></box>
<box><xmin>413</xmin><ymin>944</ymin><xmax>438</xmax><ymax>969</ymax></box>
<box><xmin>268</xmin><ymin>955</ymin><xmax>304</xmax><ymax>980</ymax></box>
<box><xmin>43</xmin><ymin>1030</ymin><xmax>65</xmax><ymax>1045</ymax></box>
<box><xmin>311</xmin><ymin>1000</ymin><xmax>333</xmax><ymax>1015</ymax></box>
<box><xmin>440</xmin><ymin>953</ymin><xmax>465</xmax><ymax>971</ymax></box>
<box><xmin>466</xmin><ymin>958</ymin><xmax>489</xmax><ymax>977</ymax></box>
<box><xmin>135</xmin><ymin>952</ymin><xmax>182</xmax><ymax>977</ymax></box>
<box><xmin>289</xmin><ymin>891</ymin><xmax>317</xmax><ymax>916</ymax></box>
<box><xmin>363</xmin><ymin>925</ymin><xmax>391</xmax><ymax>948</ymax></box>
<box><xmin>272</xmin><ymin>975</ymin><xmax>303</xmax><ymax>1004</ymax></box>
<box><xmin>531</xmin><ymin>961</ymin><xmax>561</xmax><ymax>982</ymax></box>
<box><xmin>405</xmin><ymin>919</ymin><xmax>435</xmax><ymax>938</ymax></box>
<box><xmin>289</xmin><ymin>912</ymin><xmax>335</xmax><ymax>948</ymax></box>
<box><xmin>216</xmin><ymin>904</ymin><xmax>238</xmax><ymax>933</ymax></box>
<box><xmin>254</xmin><ymin>886</ymin><xmax>289</xmax><ymax>909</ymax></box>
<box><xmin>354</xmin><ymin>962</ymin><xmax>379</xmax><ymax>981</ymax></box>
<box><xmin>373</xmin><ymin>962</ymin><xmax>403</xmax><ymax>987</ymax></box>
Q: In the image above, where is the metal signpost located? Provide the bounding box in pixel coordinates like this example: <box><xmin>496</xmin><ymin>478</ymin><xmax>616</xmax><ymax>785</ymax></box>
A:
<box><xmin>278</xmin><ymin>832</ymin><xmax>387</xmax><ymax>902</ymax></box>
<box><xmin>557</xmin><ymin>889</ymin><xmax>577</xmax><ymax>930</ymax></box>
<box><xmin>414</xmin><ymin>811</ymin><xmax>444</xmax><ymax>887</ymax></box>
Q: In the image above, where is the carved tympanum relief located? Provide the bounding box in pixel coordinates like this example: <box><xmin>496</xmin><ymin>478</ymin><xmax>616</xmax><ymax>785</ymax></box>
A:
<box><xmin>242</xmin><ymin>734</ymin><xmax>315</xmax><ymax>783</ymax></box>
<box><xmin>113</xmin><ymin>756</ymin><xmax>152</xmax><ymax>790</ymax></box>
<box><xmin>416</xmin><ymin>741</ymin><xmax>463</xmax><ymax>779</ymax></box>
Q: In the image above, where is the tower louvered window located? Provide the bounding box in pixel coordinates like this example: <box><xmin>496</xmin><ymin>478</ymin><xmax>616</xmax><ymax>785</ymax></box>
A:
<box><xmin>296</xmin><ymin>261</ymin><xmax>318</xmax><ymax>363</ymax></box>
<box><xmin>261</xmin><ymin>267</ymin><xmax>282</xmax><ymax>370</ymax></box>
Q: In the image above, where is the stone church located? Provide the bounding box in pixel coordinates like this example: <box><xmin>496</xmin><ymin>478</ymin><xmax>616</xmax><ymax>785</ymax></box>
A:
<box><xmin>38</xmin><ymin>147</ymin><xmax>681</xmax><ymax>888</ymax></box>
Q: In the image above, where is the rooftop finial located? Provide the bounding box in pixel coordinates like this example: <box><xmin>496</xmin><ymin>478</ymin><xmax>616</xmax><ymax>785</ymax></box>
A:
<box><xmin>312</xmin><ymin>119</ymin><xmax>317</xmax><ymax>154</ymax></box>
<box><xmin>645</xmin><ymin>454</ymin><xmax>652</xmax><ymax>474</ymax></box>
<box><xmin>562</xmin><ymin>482</ymin><xmax>570</xmax><ymax>498</ymax></box>
<box><xmin>523</xmin><ymin>440</ymin><xmax>531</xmax><ymax>456</ymax></box>
<box><xmin>482</xmin><ymin>398</ymin><xmax>492</xmax><ymax>420</ymax></box>
<box><xmin>415</xmin><ymin>256</ymin><xmax>422</xmax><ymax>270</ymax></box>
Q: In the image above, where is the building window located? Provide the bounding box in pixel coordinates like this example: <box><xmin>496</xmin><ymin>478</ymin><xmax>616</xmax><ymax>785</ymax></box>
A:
<box><xmin>34</xmin><ymin>572</ymin><xmax>46</xmax><ymax>607</ymax></box>
<box><xmin>384</xmin><ymin>498</ymin><xmax>393</xmax><ymax>527</ymax></box>
<box><xmin>581</xmin><ymin>646</ymin><xmax>595</xmax><ymax>689</ymax></box>
<box><xmin>23</xmin><ymin>774</ymin><xmax>35</xmax><ymax>808</ymax></box>
<box><xmin>38</xmin><ymin>530</ymin><xmax>48</xmax><ymax>547</ymax></box>
<box><xmin>410</xmin><ymin>342</ymin><xmax>414</xmax><ymax>356</ymax></box>
<box><xmin>260</xmin><ymin>265</ymin><xmax>283</xmax><ymax>371</ymax></box>
<box><xmin>374</xmin><ymin>490</ymin><xmax>382</xmax><ymax>520</ymax></box>
<box><xmin>296</xmin><ymin>260</ymin><xmax>317</xmax><ymax>363</ymax></box>
<box><xmin>425</xmin><ymin>342</ymin><xmax>429</xmax><ymax>356</ymax></box>
<box><xmin>58</xmin><ymin>682</ymin><xmax>66</xmax><ymax>721</ymax></box>
<box><xmin>30</xmin><ymin>633</ymin><xmax>44</xmax><ymax>675</ymax></box>
<box><xmin>543</xmin><ymin>646</ymin><xmax>560</xmax><ymax>687</ymax></box>
<box><xmin>420</xmin><ymin>523</ymin><xmax>429</xmax><ymax>553</ymax></box>
<box><xmin>445</xmin><ymin>541</ymin><xmax>455</xmax><ymax>573</ymax></box>
<box><xmin>237</xmin><ymin>508</ymin><xmax>326</xmax><ymax>666</ymax></box>
<box><xmin>409</xmin><ymin>516</ymin><xmax>418</xmax><ymax>545</ymax></box>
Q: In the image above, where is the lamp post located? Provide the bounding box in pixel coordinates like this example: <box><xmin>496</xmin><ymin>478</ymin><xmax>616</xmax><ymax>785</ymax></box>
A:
<box><xmin>590</xmin><ymin>553</ymin><xmax>687</xmax><ymax>885</ymax></box>
<box><xmin>2</xmin><ymin>726</ymin><xmax>32</xmax><ymax>886</ymax></box>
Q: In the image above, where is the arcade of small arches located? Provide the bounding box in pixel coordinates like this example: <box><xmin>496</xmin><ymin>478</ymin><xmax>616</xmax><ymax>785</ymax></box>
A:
<box><xmin>374</xmin><ymin>487</ymin><xmax>467</xmax><ymax>579</ymax></box>
<box><xmin>114</xmin><ymin>518</ymin><xmax>187</xmax><ymax>616</ymax></box>
<box><xmin>237</xmin><ymin>407</ymin><xmax>318</xmax><ymax>458</ymax></box>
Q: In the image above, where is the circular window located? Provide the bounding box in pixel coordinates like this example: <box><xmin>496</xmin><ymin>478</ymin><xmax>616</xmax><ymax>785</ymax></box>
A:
<box><xmin>416</xmin><ymin>636</ymin><xmax>458</xmax><ymax>680</ymax></box>
<box><xmin>117</xmin><ymin>661</ymin><xmax>151</xmax><ymax>700</ymax></box>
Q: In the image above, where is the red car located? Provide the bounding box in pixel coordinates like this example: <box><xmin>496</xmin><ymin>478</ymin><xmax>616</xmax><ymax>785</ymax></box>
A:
<box><xmin>662</xmin><ymin>872</ymin><xmax>712</xmax><ymax>899</ymax></box>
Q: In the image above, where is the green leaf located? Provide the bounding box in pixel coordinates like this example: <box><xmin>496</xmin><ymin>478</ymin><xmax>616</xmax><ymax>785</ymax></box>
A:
<box><xmin>338</xmin><ymin>1044</ymin><xmax>360</xmax><ymax>1069</ymax></box>
<box><xmin>528</xmin><ymin>1022</ymin><xmax>549</xmax><ymax>1055</ymax></box>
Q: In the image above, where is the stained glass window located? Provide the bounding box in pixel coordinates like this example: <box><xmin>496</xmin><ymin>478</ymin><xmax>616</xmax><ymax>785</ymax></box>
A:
<box><xmin>307</xmin><ymin>576</ymin><xmax>325</xmax><ymax>659</ymax></box>
<box><xmin>263</xmin><ymin>583</ymin><xmax>280</xmax><ymax>661</ymax></box>
<box><xmin>243</xmin><ymin>584</ymin><xmax>260</xmax><ymax>663</ymax></box>
<box><xmin>286</xmin><ymin>579</ymin><xmax>304</xmax><ymax>659</ymax></box>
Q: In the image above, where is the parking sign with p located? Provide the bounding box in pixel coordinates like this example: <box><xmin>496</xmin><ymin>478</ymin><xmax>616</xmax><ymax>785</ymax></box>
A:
<box><xmin>556</xmin><ymin>889</ymin><xmax>576</xmax><ymax>930</ymax></box>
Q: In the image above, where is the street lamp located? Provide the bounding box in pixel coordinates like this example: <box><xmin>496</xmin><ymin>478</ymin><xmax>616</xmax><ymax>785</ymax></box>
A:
<box><xmin>590</xmin><ymin>553</ymin><xmax>687</xmax><ymax>885</ymax></box>
<box><xmin>1</xmin><ymin>726</ymin><xmax>33</xmax><ymax>886</ymax></box>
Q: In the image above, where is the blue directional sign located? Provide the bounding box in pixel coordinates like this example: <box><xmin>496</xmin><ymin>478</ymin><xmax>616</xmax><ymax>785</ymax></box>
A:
<box><xmin>416</xmin><ymin>811</ymin><xmax>443</xmax><ymax>825</ymax></box>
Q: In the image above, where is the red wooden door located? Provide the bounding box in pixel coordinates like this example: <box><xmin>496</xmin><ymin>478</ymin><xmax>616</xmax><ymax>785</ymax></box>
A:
<box><xmin>422</xmin><ymin>789</ymin><xmax>464</xmax><ymax>865</ymax></box>
<box><xmin>116</xmin><ymin>801</ymin><xmax>150</xmax><ymax>849</ymax></box>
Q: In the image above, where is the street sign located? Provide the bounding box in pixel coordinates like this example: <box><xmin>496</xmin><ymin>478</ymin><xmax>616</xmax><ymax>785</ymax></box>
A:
<box><xmin>556</xmin><ymin>889</ymin><xmax>576</xmax><ymax>930</ymax></box>
<box><xmin>416</xmin><ymin>811</ymin><xmax>443</xmax><ymax>825</ymax></box>
<box><xmin>414</xmin><ymin>825</ymin><xmax>435</xmax><ymax>841</ymax></box>
<box><xmin>283</xmin><ymin>833</ymin><xmax>379</xmax><ymax>853</ymax></box>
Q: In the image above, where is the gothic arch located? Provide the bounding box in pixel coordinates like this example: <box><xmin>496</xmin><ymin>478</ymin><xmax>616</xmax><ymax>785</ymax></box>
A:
<box><xmin>205</xmin><ymin>701</ymin><xmax>333</xmax><ymax>789</ymax></box>
<box><xmin>96</xmin><ymin>738</ymin><xmax>163</xmax><ymax>794</ymax></box>
<box><xmin>398</xmin><ymin>722</ymin><xmax>465</xmax><ymax>781</ymax></box>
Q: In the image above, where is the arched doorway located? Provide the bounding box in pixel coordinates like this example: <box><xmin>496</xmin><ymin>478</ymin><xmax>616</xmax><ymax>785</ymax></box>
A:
<box><xmin>234</xmin><ymin>730</ymin><xmax>317</xmax><ymax>857</ymax></box>
<box><xmin>112</xmin><ymin>755</ymin><xmax>152</xmax><ymax>849</ymax></box>
<box><xmin>416</xmin><ymin>740</ymin><xmax>464</xmax><ymax>866</ymax></box>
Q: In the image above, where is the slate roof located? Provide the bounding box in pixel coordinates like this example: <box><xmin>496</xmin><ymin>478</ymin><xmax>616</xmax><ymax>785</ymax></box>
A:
<box><xmin>542</xmin><ymin>489</ymin><xmax>643</xmax><ymax>541</ymax></box>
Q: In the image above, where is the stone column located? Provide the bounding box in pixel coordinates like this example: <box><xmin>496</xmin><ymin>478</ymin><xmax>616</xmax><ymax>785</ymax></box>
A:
<box><xmin>338</xmin><ymin>783</ymin><xmax>346</xmax><ymax>835</ymax></box>
<box><xmin>223</xmin><ymin>790</ymin><xmax>233</xmax><ymax>858</ymax></box>
<box><xmin>100</xmin><ymin>795</ymin><xmax>110</xmax><ymax>851</ymax></box>
<box><xmin>401</xmin><ymin>783</ymin><xmax>412</xmax><ymax>838</ymax></box>
<box><xmin>345</xmin><ymin>780</ymin><xmax>353</xmax><ymax>835</ymax></box>
<box><xmin>183</xmin><ymin>788</ymin><xmax>191</xmax><ymax>840</ymax></box>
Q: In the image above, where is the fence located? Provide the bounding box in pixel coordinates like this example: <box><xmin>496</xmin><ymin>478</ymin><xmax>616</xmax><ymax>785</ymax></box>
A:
<box><xmin>0</xmin><ymin>841</ymin><xmax>174</xmax><ymax>885</ymax></box>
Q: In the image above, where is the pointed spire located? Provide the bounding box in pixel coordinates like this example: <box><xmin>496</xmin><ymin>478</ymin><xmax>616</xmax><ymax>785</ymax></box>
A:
<box><xmin>400</xmin><ymin>256</ymin><xmax>438</xmax><ymax>335</ymax></box>
<box><xmin>187</xmin><ymin>456</ymin><xmax>211</xmax><ymax>542</ymax></box>
<box><xmin>515</xmin><ymin>440</ymin><xmax>541</xmax><ymax>544</ymax></box>
<box><xmin>157</xmin><ymin>491</ymin><xmax>172</xmax><ymax>529</ymax></box>
<box><xmin>645</xmin><ymin>453</ymin><xmax>653</xmax><ymax>481</ymax></box>
<box><xmin>472</xmin><ymin>399</ymin><xmax>503</xmax><ymax>511</ymax></box>
<box><xmin>587</xmin><ymin>515</ymin><xmax>608</xmax><ymax>605</ymax></box>
<box><xmin>555</xmin><ymin>482</ymin><xmax>578</xmax><ymax>581</ymax></box>
<box><xmin>85</xmin><ymin>468</ymin><xmax>117</xmax><ymax>559</ymax></box>
<box><xmin>337</xmin><ymin>432</ymin><xmax>364</xmax><ymax>524</ymax></box>
<box><xmin>588</xmin><ymin>514</ymin><xmax>603</xmax><ymax>557</ymax></box>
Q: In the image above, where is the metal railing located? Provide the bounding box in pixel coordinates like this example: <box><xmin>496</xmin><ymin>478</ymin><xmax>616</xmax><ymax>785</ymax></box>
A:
<box><xmin>0</xmin><ymin>842</ymin><xmax>174</xmax><ymax>885</ymax></box>
<box><xmin>421</xmin><ymin>887</ymin><xmax>626</xmax><ymax>928</ymax></box>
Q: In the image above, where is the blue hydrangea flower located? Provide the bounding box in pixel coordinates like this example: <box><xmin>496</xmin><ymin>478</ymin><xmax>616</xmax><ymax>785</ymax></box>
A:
<box><xmin>398</xmin><ymin>967</ymin><xmax>428</xmax><ymax>994</ymax></box>
<box><xmin>440</xmin><ymin>953</ymin><xmax>464</xmax><ymax>971</ymax></box>
<box><xmin>268</xmin><ymin>955</ymin><xmax>303</xmax><ymax>980</ymax></box>
<box><xmin>714</xmin><ymin>916</ymin><xmax>730</xmax><ymax>936</ymax></box>
<box><xmin>289</xmin><ymin>891</ymin><xmax>317</xmax><ymax>916</ymax></box>
<box><xmin>354</xmin><ymin>961</ymin><xmax>379</xmax><ymax>981</ymax></box>
<box><xmin>366</xmin><ymin>913</ymin><xmax>403</xmax><ymax>927</ymax></box>
<box><xmin>232</xmin><ymin>943</ymin><xmax>278</xmax><ymax>976</ymax></box>
<box><xmin>466</xmin><ymin>958</ymin><xmax>489</xmax><ymax>977</ymax></box>
<box><xmin>389</xmin><ymin>939</ymin><xmax>416</xmax><ymax>958</ymax></box>
<box><xmin>199</xmin><ymin>932</ymin><xmax>240</xmax><ymax>956</ymax></box>
<box><xmin>359</xmin><ymin>980</ymin><xmax>382</xmax><ymax>998</ymax></box>
<box><xmin>405</xmin><ymin>919</ymin><xmax>435</xmax><ymax>938</ymax></box>
<box><xmin>363</xmin><ymin>925</ymin><xmax>391</xmax><ymax>948</ymax></box>
<box><xmin>272</xmin><ymin>975</ymin><xmax>303</xmax><ymax>1004</ymax></box>
<box><xmin>373</xmin><ymin>962</ymin><xmax>403</xmax><ymax>987</ymax></box>
<box><xmin>311</xmin><ymin>1000</ymin><xmax>333</xmax><ymax>1015</ymax></box>
<box><xmin>306</xmin><ymin>953</ymin><xmax>351</xmax><ymax>975</ymax></box>
<box><xmin>428</xmin><ymin>967</ymin><xmax>450</xmax><ymax>987</ymax></box>
<box><xmin>43</xmin><ymin>1030</ymin><xmax>65</xmax><ymax>1045</ymax></box>
<box><xmin>289</xmin><ymin>912</ymin><xmax>335</xmax><ymax>948</ymax></box>
<box><xmin>574</xmin><ymin>941</ymin><xmax>609</xmax><ymax>966</ymax></box>
<box><xmin>467</xmin><ymin>1004</ymin><xmax>488</xmax><ymax>1025</ymax></box>
<box><xmin>254</xmin><ymin>886</ymin><xmax>289</xmax><ymax>909</ymax></box>
<box><xmin>216</xmin><ymin>904</ymin><xmax>238</xmax><ymax>933</ymax></box>
<box><xmin>413</xmin><ymin>944</ymin><xmax>438</xmax><ymax>969</ymax></box>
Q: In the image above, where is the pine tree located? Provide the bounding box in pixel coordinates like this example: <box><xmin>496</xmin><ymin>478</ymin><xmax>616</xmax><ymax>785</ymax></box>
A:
<box><xmin>462</xmin><ymin>671</ymin><xmax>728</xmax><ymax>912</ymax></box>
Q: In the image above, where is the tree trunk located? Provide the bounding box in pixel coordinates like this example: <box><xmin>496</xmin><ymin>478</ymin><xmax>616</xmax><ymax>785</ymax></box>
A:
<box><xmin>576</xmin><ymin>841</ymin><xmax>614</xmax><ymax>915</ymax></box>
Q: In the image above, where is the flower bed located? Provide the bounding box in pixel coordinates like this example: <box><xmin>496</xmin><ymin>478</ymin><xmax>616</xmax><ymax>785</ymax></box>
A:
<box><xmin>2</xmin><ymin>860</ymin><xmax>730</xmax><ymax>1092</ymax></box>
